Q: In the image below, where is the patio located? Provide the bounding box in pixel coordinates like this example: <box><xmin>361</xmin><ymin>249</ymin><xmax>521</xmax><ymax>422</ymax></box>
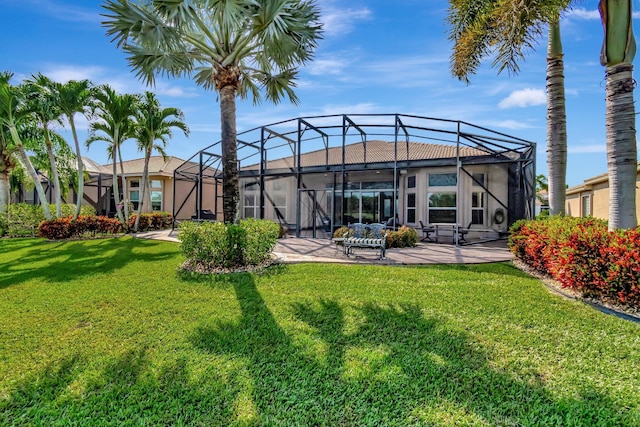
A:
<box><xmin>136</xmin><ymin>229</ymin><xmax>512</xmax><ymax>264</ymax></box>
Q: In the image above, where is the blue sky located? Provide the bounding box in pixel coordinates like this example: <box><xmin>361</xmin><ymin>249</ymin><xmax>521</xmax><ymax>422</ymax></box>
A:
<box><xmin>0</xmin><ymin>0</ymin><xmax>632</xmax><ymax>187</ymax></box>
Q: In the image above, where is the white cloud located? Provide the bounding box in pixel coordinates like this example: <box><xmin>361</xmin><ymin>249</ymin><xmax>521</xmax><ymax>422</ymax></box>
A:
<box><xmin>498</xmin><ymin>88</ymin><xmax>546</xmax><ymax>109</ymax></box>
<box><xmin>305</xmin><ymin>56</ymin><xmax>351</xmax><ymax>76</ymax></box>
<box><xmin>319</xmin><ymin>1</ymin><xmax>371</xmax><ymax>37</ymax></box>
<box><xmin>566</xmin><ymin>8</ymin><xmax>600</xmax><ymax>20</ymax></box>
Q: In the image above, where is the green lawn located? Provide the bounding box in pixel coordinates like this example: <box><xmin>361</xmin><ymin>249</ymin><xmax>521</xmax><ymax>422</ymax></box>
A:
<box><xmin>1</xmin><ymin>237</ymin><xmax>639</xmax><ymax>426</ymax></box>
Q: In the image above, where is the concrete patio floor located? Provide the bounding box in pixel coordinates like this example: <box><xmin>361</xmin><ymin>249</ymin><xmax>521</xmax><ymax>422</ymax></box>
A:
<box><xmin>136</xmin><ymin>229</ymin><xmax>513</xmax><ymax>265</ymax></box>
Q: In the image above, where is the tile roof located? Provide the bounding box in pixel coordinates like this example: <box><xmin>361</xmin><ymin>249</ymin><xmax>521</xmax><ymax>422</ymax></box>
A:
<box><xmin>245</xmin><ymin>140</ymin><xmax>489</xmax><ymax>170</ymax></box>
<box><xmin>94</xmin><ymin>156</ymin><xmax>191</xmax><ymax>176</ymax></box>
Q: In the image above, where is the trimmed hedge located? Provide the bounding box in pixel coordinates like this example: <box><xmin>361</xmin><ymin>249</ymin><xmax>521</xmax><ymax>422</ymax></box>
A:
<box><xmin>509</xmin><ymin>217</ymin><xmax>640</xmax><ymax>307</ymax></box>
<box><xmin>178</xmin><ymin>219</ymin><xmax>280</xmax><ymax>270</ymax></box>
<box><xmin>127</xmin><ymin>212</ymin><xmax>173</xmax><ymax>232</ymax></box>
<box><xmin>38</xmin><ymin>215</ymin><xmax>123</xmax><ymax>240</ymax></box>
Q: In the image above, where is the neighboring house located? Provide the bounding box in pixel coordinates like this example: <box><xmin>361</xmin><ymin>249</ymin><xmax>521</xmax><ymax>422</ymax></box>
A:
<box><xmin>80</xmin><ymin>156</ymin><xmax>219</xmax><ymax>220</ymax></box>
<box><xmin>13</xmin><ymin>155</ymin><xmax>220</xmax><ymax>221</ymax></box>
<box><xmin>174</xmin><ymin>114</ymin><xmax>536</xmax><ymax>239</ymax></box>
<box><xmin>566</xmin><ymin>163</ymin><xmax>640</xmax><ymax>219</ymax></box>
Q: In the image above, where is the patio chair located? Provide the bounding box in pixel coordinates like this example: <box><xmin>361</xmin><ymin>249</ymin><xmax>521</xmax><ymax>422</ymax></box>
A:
<box><xmin>457</xmin><ymin>222</ymin><xmax>472</xmax><ymax>244</ymax></box>
<box><xmin>419</xmin><ymin>221</ymin><xmax>435</xmax><ymax>242</ymax></box>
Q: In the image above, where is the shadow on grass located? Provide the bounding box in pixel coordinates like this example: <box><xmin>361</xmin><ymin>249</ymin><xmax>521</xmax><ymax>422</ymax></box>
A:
<box><xmin>0</xmin><ymin>237</ymin><xmax>178</xmax><ymax>289</ymax></box>
<box><xmin>1</xmin><ymin>267</ymin><xmax>633</xmax><ymax>425</ymax></box>
<box><xmin>0</xmin><ymin>348</ymin><xmax>240</xmax><ymax>425</ymax></box>
<box><xmin>190</xmin><ymin>277</ymin><xmax>632</xmax><ymax>425</ymax></box>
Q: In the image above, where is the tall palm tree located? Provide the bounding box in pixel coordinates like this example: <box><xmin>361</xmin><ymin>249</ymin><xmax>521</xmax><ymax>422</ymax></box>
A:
<box><xmin>24</xmin><ymin>73</ymin><xmax>65</xmax><ymax>218</ymax></box>
<box><xmin>599</xmin><ymin>0</ymin><xmax>637</xmax><ymax>230</ymax></box>
<box><xmin>447</xmin><ymin>0</ymin><xmax>570</xmax><ymax>216</ymax></box>
<box><xmin>54</xmin><ymin>79</ymin><xmax>94</xmax><ymax>220</ymax></box>
<box><xmin>133</xmin><ymin>91</ymin><xmax>188</xmax><ymax>231</ymax></box>
<box><xmin>87</xmin><ymin>85</ymin><xmax>139</xmax><ymax>224</ymax></box>
<box><xmin>102</xmin><ymin>0</ymin><xmax>323</xmax><ymax>223</ymax></box>
<box><xmin>0</xmin><ymin>73</ymin><xmax>52</xmax><ymax>219</ymax></box>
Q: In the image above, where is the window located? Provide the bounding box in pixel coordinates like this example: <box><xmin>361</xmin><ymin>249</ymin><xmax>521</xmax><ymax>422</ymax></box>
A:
<box><xmin>428</xmin><ymin>192</ymin><xmax>456</xmax><ymax>223</ymax></box>
<box><xmin>472</xmin><ymin>173</ymin><xmax>486</xmax><ymax>187</ymax></box>
<box><xmin>129</xmin><ymin>179</ymin><xmax>140</xmax><ymax>210</ymax></box>
<box><xmin>582</xmin><ymin>195</ymin><xmax>591</xmax><ymax>217</ymax></box>
<box><xmin>407</xmin><ymin>175</ymin><xmax>416</xmax><ymax>188</ymax></box>
<box><xmin>244</xmin><ymin>194</ymin><xmax>259</xmax><ymax>218</ymax></box>
<box><xmin>406</xmin><ymin>193</ymin><xmax>416</xmax><ymax>224</ymax></box>
<box><xmin>429</xmin><ymin>173</ymin><xmax>457</xmax><ymax>187</ymax></box>
<box><xmin>149</xmin><ymin>180</ymin><xmax>163</xmax><ymax>211</ymax></box>
<box><xmin>472</xmin><ymin>192</ymin><xmax>485</xmax><ymax>225</ymax></box>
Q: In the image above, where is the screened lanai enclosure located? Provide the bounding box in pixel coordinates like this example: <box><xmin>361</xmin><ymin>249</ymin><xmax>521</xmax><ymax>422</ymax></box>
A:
<box><xmin>173</xmin><ymin>114</ymin><xmax>536</xmax><ymax>240</ymax></box>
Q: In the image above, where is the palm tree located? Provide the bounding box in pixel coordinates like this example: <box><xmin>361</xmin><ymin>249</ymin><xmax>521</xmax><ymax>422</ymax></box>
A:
<box><xmin>54</xmin><ymin>79</ymin><xmax>94</xmax><ymax>220</ymax></box>
<box><xmin>447</xmin><ymin>0</ymin><xmax>570</xmax><ymax>216</ymax></box>
<box><xmin>0</xmin><ymin>73</ymin><xmax>52</xmax><ymax>219</ymax></box>
<box><xmin>133</xmin><ymin>91</ymin><xmax>188</xmax><ymax>232</ymax></box>
<box><xmin>87</xmin><ymin>85</ymin><xmax>139</xmax><ymax>224</ymax></box>
<box><xmin>599</xmin><ymin>0</ymin><xmax>637</xmax><ymax>230</ymax></box>
<box><xmin>0</xmin><ymin>125</ymin><xmax>17</xmax><ymax>213</ymax></box>
<box><xmin>24</xmin><ymin>73</ymin><xmax>65</xmax><ymax>218</ymax></box>
<box><xmin>102</xmin><ymin>0</ymin><xmax>323</xmax><ymax>223</ymax></box>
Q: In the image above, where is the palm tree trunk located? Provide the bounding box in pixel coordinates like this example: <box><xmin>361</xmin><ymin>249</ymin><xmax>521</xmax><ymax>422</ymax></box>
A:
<box><xmin>117</xmin><ymin>144</ymin><xmax>129</xmax><ymax>222</ymax></box>
<box><xmin>14</xmin><ymin>143</ymin><xmax>51</xmax><ymax>220</ymax></box>
<box><xmin>134</xmin><ymin>146</ymin><xmax>151</xmax><ymax>232</ymax></box>
<box><xmin>70</xmin><ymin>119</ymin><xmax>85</xmax><ymax>220</ymax></box>
<box><xmin>44</xmin><ymin>129</ymin><xmax>62</xmax><ymax>218</ymax></box>
<box><xmin>220</xmin><ymin>85</ymin><xmax>239</xmax><ymax>223</ymax></box>
<box><xmin>0</xmin><ymin>170</ymin><xmax>9</xmax><ymax>213</ymax></box>
<box><xmin>111</xmin><ymin>140</ymin><xmax>125</xmax><ymax>224</ymax></box>
<box><xmin>605</xmin><ymin>63</ymin><xmax>637</xmax><ymax>229</ymax></box>
<box><xmin>546</xmin><ymin>21</ymin><xmax>567</xmax><ymax>216</ymax></box>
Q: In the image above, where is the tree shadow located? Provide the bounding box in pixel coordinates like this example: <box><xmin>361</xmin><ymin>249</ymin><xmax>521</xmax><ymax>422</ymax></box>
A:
<box><xmin>191</xmin><ymin>278</ymin><xmax>634</xmax><ymax>425</ymax></box>
<box><xmin>0</xmin><ymin>237</ymin><xmax>177</xmax><ymax>289</ymax></box>
<box><xmin>0</xmin><ymin>348</ymin><xmax>239</xmax><ymax>425</ymax></box>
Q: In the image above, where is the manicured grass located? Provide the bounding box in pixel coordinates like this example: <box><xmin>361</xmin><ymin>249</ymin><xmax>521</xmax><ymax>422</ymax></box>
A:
<box><xmin>1</xmin><ymin>237</ymin><xmax>639</xmax><ymax>426</ymax></box>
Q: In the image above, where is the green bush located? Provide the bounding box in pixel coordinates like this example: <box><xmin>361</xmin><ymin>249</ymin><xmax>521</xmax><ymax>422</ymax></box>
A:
<box><xmin>4</xmin><ymin>203</ymin><xmax>96</xmax><ymax>238</ymax></box>
<box><xmin>179</xmin><ymin>219</ymin><xmax>279</xmax><ymax>270</ymax></box>
<box><xmin>0</xmin><ymin>210</ymin><xmax>7</xmax><ymax>237</ymax></box>
<box><xmin>386</xmin><ymin>225</ymin><xmax>418</xmax><ymax>248</ymax></box>
<box><xmin>240</xmin><ymin>218</ymin><xmax>280</xmax><ymax>265</ymax></box>
<box><xmin>6</xmin><ymin>203</ymin><xmax>45</xmax><ymax>237</ymax></box>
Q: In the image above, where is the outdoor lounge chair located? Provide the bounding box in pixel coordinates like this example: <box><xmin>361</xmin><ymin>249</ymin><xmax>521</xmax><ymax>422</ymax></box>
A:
<box><xmin>419</xmin><ymin>221</ymin><xmax>435</xmax><ymax>242</ymax></box>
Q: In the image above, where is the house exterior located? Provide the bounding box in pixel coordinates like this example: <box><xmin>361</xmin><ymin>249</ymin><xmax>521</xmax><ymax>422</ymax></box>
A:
<box><xmin>175</xmin><ymin>114</ymin><xmax>536</xmax><ymax>240</ymax></box>
<box><xmin>565</xmin><ymin>163</ymin><xmax>640</xmax><ymax>219</ymax></box>
<box><xmin>13</xmin><ymin>156</ymin><xmax>220</xmax><ymax>221</ymax></box>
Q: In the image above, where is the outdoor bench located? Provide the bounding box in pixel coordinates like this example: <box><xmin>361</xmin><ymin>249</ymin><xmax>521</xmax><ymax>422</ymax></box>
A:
<box><xmin>343</xmin><ymin>222</ymin><xmax>387</xmax><ymax>259</ymax></box>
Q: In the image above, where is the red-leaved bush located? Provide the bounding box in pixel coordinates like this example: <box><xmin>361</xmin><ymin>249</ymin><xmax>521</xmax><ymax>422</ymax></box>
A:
<box><xmin>38</xmin><ymin>215</ymin><xmax>122</xmax><ymax>240</ymax></box>
<box><xmin>509</xmin><ymin>217</ymin><xmax>640</xmax><ymax>307</ymax></box>
<box><xmin>127</xmin><ymin>212</ymin><xmax>173</xmax><ymax>232</ymax></box>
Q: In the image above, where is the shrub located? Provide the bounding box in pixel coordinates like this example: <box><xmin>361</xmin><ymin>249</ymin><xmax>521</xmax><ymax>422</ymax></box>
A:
<box><xmin>240</xmin><ymin>218</ymin><xmax>280</xmax><ymax>265</ymax></box>
<box><xmin>38</xmin><ymin>215</ymin><xmax>123</xmax><ymax>240</ymax></box>
<box><xmin>179</xmin><ymin>219</ymin><xmax>279</xmax><ymax>270</ymax></box>
<box><xmin>508</xmin><ymin>216</ymin><xmax>640</xmax><ymax>307</ymax></box>
<box><xmin>386</xmin><ymin>226</ymin><xmax>418</xmax><ymax>248</ymax></box>
<box><xmin>127</xmin><ymin>212</ymin><xmax>173</xmax><ymax>232</ymax></box>
<box><xmin>0</xmin><ymin>210</ymin><xmax>7</xmax><ymax>237</ymax></box>
<box><xmin>6</xmin><ymin>203</ymin><xmax>45</xmax><ymax>237</ymax></box>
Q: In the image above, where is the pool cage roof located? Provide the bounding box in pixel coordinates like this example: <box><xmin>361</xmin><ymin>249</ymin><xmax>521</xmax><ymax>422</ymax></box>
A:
<box><xmin>173</xmin><ymin>113</ymin><xmax>536</xmax><ymax>226</ymax></box>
